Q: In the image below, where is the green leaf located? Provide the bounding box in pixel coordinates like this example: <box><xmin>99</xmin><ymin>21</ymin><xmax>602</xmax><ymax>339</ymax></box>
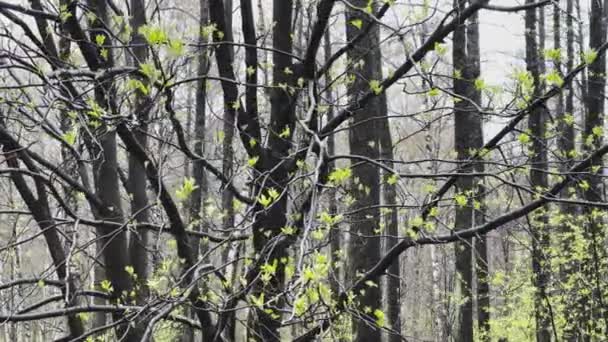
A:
<box><xmin>454</xmin><ymin>194</ymin><xmax>468</xmax><ymax>207</ymax></box>
<box><xmin>63</xmin><ymin>127</ymin><xmax>78</xmax><ymax>145</ymax></box>
<box><xmin>257</xmin><ymin>194</ymin><xmax>272</xmax><ymax>208</ymax></box>
<box><xmin>124</xmin><ymin>265</ymin><xmax>135</xmax><ymax>277</ymax></box>
<box><xmin>279</xmin><ymin>126</ymin><xmax>290</xmax><ymax>138</ymax></box>
<box><xmin>386</xmin><ymin>173</ymin><xmax>399</xmax><ymax>185</ymax></box>
<box><xmin>138</xmin><ymin>25</ymin><xmax>168</xmax><ymax>45</ymax></box>
<box><xmin>543</xmin><ymin>48</ymin><xmax>562</xmax><ymax>62</ymax></box>
<box><xmin>543</xmin><ymin>70</ymin><xmax>564</xmax><ymax>87</ymax></box>
<box><xmin>281</xmin><ymin>226</ymin><xmax>296</xmax><ymax>235</ymax></box>
<box><xmin>369</xmin><ymin>80</ymin><xmax>383</xmax><ymax>95</ymax></box>
<box><xmin>167</xmin><ymin>39</ymin><xmax>185</xmax><ymax>56</ymax></box>
<box><xmin>250</xmin><ymin>293</ymin><xmax>265</xmax><ymax>309</ymax></box>
<box><xmin>434</xmin><ymin>42</ymin><xmax>447</xmax><ymax>56</ymax></box>
<box><xmin>518</xmin><ymin>132</ymin><xmax>531</xmax><ymax>145</ymax></box>
<box><xmin>126</xmin><ymin>79</ymin><xmax>149</xmax><ymax>95</ymax></box>
<box><xmin>267</xmin><ymin>188</ymin><xmax>280</xmax><ymax>200</ymax></box>
<box><xmin>100</xmin><ymin>279</ymin><xmax>114</xmax><ymax>293</ymax></box>
<box><xmin>248</xmin><ymin>156</ymin><xmax>259</xmax><ymax>168</ymax></box>
<box><xmin>428</xmin><ymin>87</ymin><xmax>440</xmax><ymax>97</ymax></box>
<box><xmin>474</xmin><ymin>78</ymin><xmax>486</xmax><ymax>91</ymax></box>
<box><xmin>95</xmin><ymin>34</ymin><xmax>106</xmax><ymax>46</ymax></box>
<box><xmin>294</xmin><ymin>296</ymin><xmax>308</xmax><ymax>316</ymax></box>
<box><xmin>592</xmin><ymin>125</ymin><xmax>603</xmax><ymax>137</ymax></box>
<box><xmin>583</xmin><ymin>49</ymin><xmax>598</xmax><ymax>65</ymax></box>
<box><xmin>176</xmin><ymin>177</ymin><xmax>198</xmax><ymax>200</ymax></box>
<box><xmin>328</xmin><ymin>167</ymin><xmax>352</xmax><ymax>185</ymax></box>
<box><xmin>350</xmin><ymin>19</ymin><xmax>363</xmax><ymax>30</ymax></box>
<box><xmin>374</xmin><ymin>309</ymin><xmax>386</xmax><ymax>327</ymax></box>
<box><xmin>563</xmin><ymin>113</ymin><xmax>575</xmax><ymax>126</ymax></box>
<box><xmin>139</xmin><ymin>62</ymin><xmax>160</xmax><ymax>81</ymax></box>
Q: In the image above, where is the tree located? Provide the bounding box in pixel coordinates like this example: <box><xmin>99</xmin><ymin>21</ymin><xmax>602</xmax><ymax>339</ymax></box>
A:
<box><xmin>452</xmin><ymin>1</ymin><xmax>486</xmax><ymax>339</ymax></box>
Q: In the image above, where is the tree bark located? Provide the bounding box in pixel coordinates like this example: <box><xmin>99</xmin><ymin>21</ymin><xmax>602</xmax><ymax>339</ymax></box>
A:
<box><xmin>525</xmin><ymin>2</ymin><xmax>552</xmax><ymax>341</ymax></box>
<box><xmin>85</xmin><ymin>1</ymin><xmax>141</xmax><ymax>339</ymax></box>
<box><xmin>466</xmin><ymin>8</ymin><xmax>490</xmax><ymax>341</ymax></box>
<box><xmin>453</xmin><ymin>1</ymin><xmax>485</xmax><ymax>340</ymax></box>
<box><xmin>582</xmin><ymin>0</ymin><xmax>608</xmax><ymax>338</ymax></box>
<box><xmin>128</xmin><ymin>0</ymin><xmax>153</xmax><ymax>308</ymax></box>
<box><xmin>345</xmin><ymin>1</ymin><xmax>384</xmax><ymax>340</ymax></box>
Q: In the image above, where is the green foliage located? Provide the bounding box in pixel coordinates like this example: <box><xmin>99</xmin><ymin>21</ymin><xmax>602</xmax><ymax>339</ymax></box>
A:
<box><xmin>369</xmin><ymin>80</ymin><xmax>383</xmax><ymax>95</ymax></box>
<box><xmin>350</xmin><ymin>18</ymin><xmax>363</xmax><ymax>30</ymax></box>
<box><xmin>583</xmin><ymin>49</ymin><xmax>598</xmax><ymax>65</ymax></box>
<box><xmin>175</xmin><ymin>177</ymin><xmax>198</xmax><ymax>200</ymax></box>
<box><xmin>543</xmin><ymin>48</ymin><xmax>562</xmax><ymax>62</ymax></box>
<box><xmin>139</xmin><ymin>25</ymin><xmax>169</xmax><ymax>45</ymax></box>
<box><xmin>543</xmin><ymin>70</ymin><xmax>564</xmax><ymax>87</ymax></box>
<box><xmin>328</xmin><ymin>167</ymin><xmax>352</xmax><ymax>185</ymax></box>
<box><xmin>427</xmin><ymin>87</ymin><xmax>440</xmax><ymax>97</ymax></box>
<box><xmin>62</xmin><ymin>127</ymin><xmax>78</xmax><ymax>145</ymax></box>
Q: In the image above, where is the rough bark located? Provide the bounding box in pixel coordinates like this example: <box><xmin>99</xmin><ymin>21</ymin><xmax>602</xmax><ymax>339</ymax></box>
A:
<box><xmin>453</xmin><ymin>1</ymin><xmax>485</xmax><ymax>340</ymax></box>
<box><xmin>84</xmin><ymin>1</ymin><xmax>141</xmax><ymax>339</ymax></box>
<box><xmin>128</xmin><ymin>0</ymin><xmax>153</xmax><ymax>307</ymax></box>
<box><xmin>466</xmin><ymin>8</ymin><xmax>490</xmax><ymax>341</ymax></box>
<box><xmin>581</xmin><ymin>0</ymin><xmax>608</xmax><ymax>338</ymax></box>
<box><xmin>324</xmin><ymin>27</ymin><xmax>342</xmax><ymax>302</ymax></box>
<box><xmin>560</xmin><ymin>1</ymin><xmax>580</xmax><ymax>340</ymax></box>
<box><xmin>345</xmin><ymin>1</ymin><xmax>384</xmax><ymax>340</ymax></box>
<box><xmin>247</xmin><ymin>0</ymin><xmax>295</xmax><ymax>339</ymax></box>
<box><xmin>525</xmin><ymin>3</ymin><xmax>552</xmax><ymax>341</ymax></box>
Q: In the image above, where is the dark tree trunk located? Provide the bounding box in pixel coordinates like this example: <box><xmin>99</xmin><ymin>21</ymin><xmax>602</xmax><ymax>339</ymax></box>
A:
<box><xmin>221</xmin><ymin>0</ymin><xmax>236</xmax><ymax>265</ymax></box>
<box><xmin>453</xmin><ymin>1</ymin><xmax>485</xmax><ymax>340</ymax></box>
<box><xmin>323</xmin><ymin>29</ymin><xmax>342</xmax><ymax>297</ymax></box>
<box><xmin>582</xmin><ymin>0</ymin><xmax>608</xmax><ymax>338</ymax></box>
<box><xmin>525</xmin><ymin>2</ymin><xmax>552</xmax><ymax>341</ymax></box>
<box><xmin>345</xmin><ymin>1</ymin><xmax>384</xmax><ymax>341</ymax></box>
<box><xmin>560</xmin><ymin>1</ymin><xmax>581</xmax><ymax>340</ymax></box>
<box><xmin>85</xmin><ymin>1</ymin><xmax>141</xmax><ymax>339</ymax></box>
<box><xmin>180</xmin><ymin>2</ymin><xmax>211</xmax><ymax>342</ymax></box>
<box><xmin>466</xmin><ymin>8</ymin><xmax>490</xmax><ymax>341</ymax></box>
<box><xmin>247</xmin><ymin>0</ymin><xmax>295</xmax><ymax>339</ymax></box>
<box><xmin>128</xmin><ymin>0</ymin><xmax>153</xmax><ymax>308</ymax></box>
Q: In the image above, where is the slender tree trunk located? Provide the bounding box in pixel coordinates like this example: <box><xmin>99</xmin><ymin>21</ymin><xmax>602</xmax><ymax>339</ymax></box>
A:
<box><xmin>466</xmin><ymin>8</ymin><xmax>490</xmax><ymax>341</ymax></box>
<box><xmin>377</xmin><ymin>41</ymin><xmax>401</xmax><ymax>342</ymax></box>
<box><xmin>560</xmin><ymin>1</ymin><xmax>580</xmax><ymax>340</ymax></box>
<box><xmin>453</xmin><ymin>1</ymin><xmax>484</xmax><ymax>340</ymax></box>
<box><xmin>221</xmin><ymin>0</ymin><xmax>236</xmax><ymax>267</ymax></box>
<box><xmin>85</xmin><ymin>1</ymin><xmax>140</xmax><ymax>339</ymax></box>
<box><xmin>181</xmin><ymin>2</ymin><xmax>210</xmax><ymax>341</ymax></box>
<box><xmin>345</xmin><ymin>1</ymin><xmax>384</xmax><ymax>340</ymax></box>
<box><xmin>582</xmin><ymin>0</ymin><xmax>608</xmax><ymax>338</ymax></box>
<box><xmin>525</xmin><ymin>3</ymin><xmax>552</xmax><ymax>341</ymax></box>
<box><xmin>247</xmin><ymin>0</ymin><xmax>294</xmax><ymax>338</ymax></box>
<box><xmin>128</xmin><ymin>0</ymin><xmax>153</xmax><ymax>308</ymax></box>
<box><xmin>324</xmin><ymin>30</ymin><xmax>341</xmax><ymax>297</ymax></box>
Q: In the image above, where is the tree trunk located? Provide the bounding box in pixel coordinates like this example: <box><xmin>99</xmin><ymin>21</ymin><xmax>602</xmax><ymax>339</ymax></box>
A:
<box><xmin>466</xmin><ymin>8</ymin><xmax>490</xmax><ymax>341</ymax></box>
<box><xmin>128</xmin><ymin>0</ymin><xmax>153</xmax><ymax>308</ymax></box>
<box><xmin>453</xmin><ymin>1</ymin><xmax>485</xmax><ymax>340</ymax></box>
<box><xmin>85</xmin><ymin>0</ymin><xmax>140</xmax><ymax>339</ymax></box>
<box><xmin>560</xmin><ymin>1</ymin><xmax>580</xmax><ymax>340</ymax></box>
<box><xmin>525</xmin><ymin>3</ymin><xmax>551</xmax><ymax>341</ymax></box>
<box><xmin>345</xmin><ymin>1</ymin><xmax>384</xmax><ymax>341</ymax></box>
<box><xmin>582</xmin><ymin>0</ymin><xmax>608</xmax><ymax>338</ymax></box>
<box><xmin>221</xmin><ymin>0</ymin><xmax>236</xmax><ymax>269</ymax></box>
<box><xmin>247</xmin><ymin>0</ymin><xmax>294</xmax><ymax>338</ymax></box>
